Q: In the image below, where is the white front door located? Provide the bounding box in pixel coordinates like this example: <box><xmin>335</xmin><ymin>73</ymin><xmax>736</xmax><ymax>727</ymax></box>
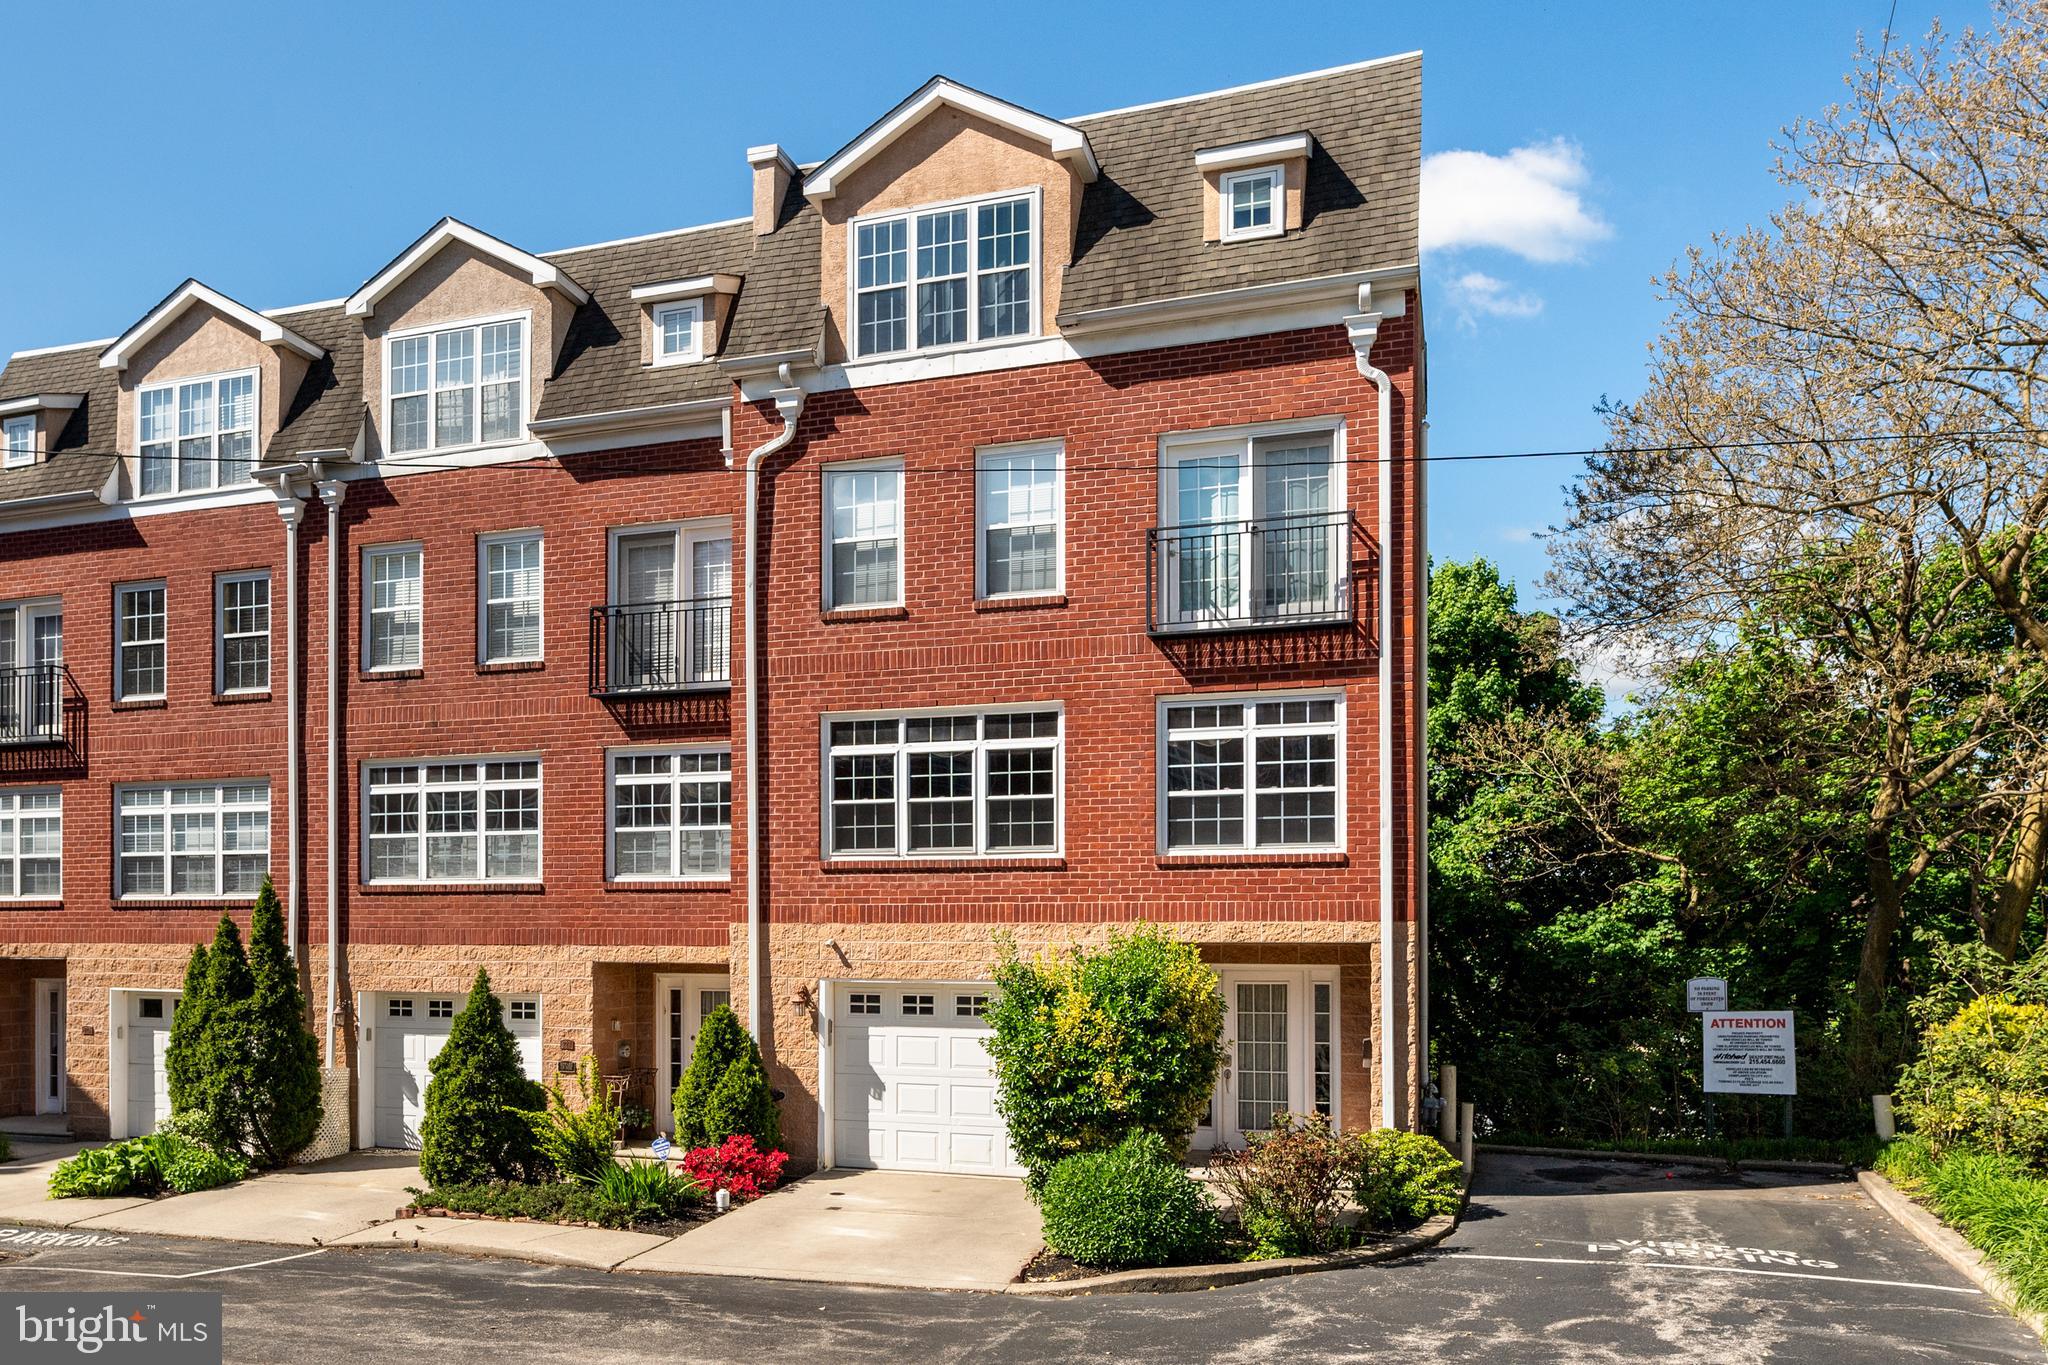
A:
<box><xmin>828</xmin><ymin>982</ymin><xmax>1019</xmax><ymax>1176</ymax></box>
<box><xmin>1197</xmin><ymin>967</ymin><xmax>1340</xmax><ymax>1150</ymax></box>
<box><xmin>125</xmin><ymin>993</ymin><xmax>176</xmax><ymax>1134</ymax></box>
<box><xmin>370</xmin><ymin>992</ymin><xmax>543</xmax><ymax>1149</ymax></box>
<box><xmin>653</xmin><ymin>973</ymin><xmax>732</xmax><ymax>1136</ymax></box>
<box><xmin>32</xmin><ymin>978</ymin><xmax>64</xmax><ymax>1115</ymax></box>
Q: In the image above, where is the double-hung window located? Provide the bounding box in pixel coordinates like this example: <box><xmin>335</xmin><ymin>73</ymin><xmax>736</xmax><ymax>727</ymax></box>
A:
<box><xmin>115</xmin><ymin>582</ymin><xmax>167</xmax><ymax>701</ymax></box>
<box><xmin>387</xmin><ymin>317</ymin><xmax>525</xmax><ymax>454</ymax></box>
<box><xmin>117</xmin><ymin>782</ymin><xmax>269</xmax><ymax>898</ymax></box>
<box><xmin>608</xmin><ymin>749</ymin><xmax>732</xmax><ymax>880</ymax></box>
<box><xmin>823</xmin><ymin>462</ymin><xmax>903</xmax><ymax>608</ymax></box>
<box><xmin>1160</xmin><ymin>693</ymin><xmax>1341</xmax><ymax>852</ymax></box>
<box><xmin>3</xmin><ymin>416</ymin><xmax>34</xmax><ymax>468</ymax></box>
<box><xmin>365</xmin><ymin>759</ymin><xmax>541</xmax><ymax>883</ymax></box>
<box><xmin>852</xmin><ymin>192</ymin><xmax>1035</xmax><ymax>358</ymax></box>
<box><xmin>364</xmin><ymin>545</ymin><xmax>423</xmax><ymax>671</ymax></box>
<box><xmin>1220</xmin><ymin>167</ymin><xmax>1283</xmax><ymax>242</ymax></box>
<box><xmin>478</xmin><ymin>533</ymin><xmax>543</xmax><ymax>664</ymax></box>
<box><xmin>652</xmin><ymin>301</ymin><xmax>703</xmax><ymax>366</ymax></box>
<box><xmin>137</xmin><ymin>370</ymin><xmax>256</xmax><ymax>495</ymax></box>
<box><xmin>977</xmin><ymin>442</ymin><xmax>1063</xmax><ymax>597</ymax></box>
<box><xmin>215</xmin><ymin>572</ymin><xmax>270</xmax><ymax>694</ymax></box>
<box><xmin>0</xmin><ymin>789</ymin><xmax>60</xmax><ymax>898</ymax></box>
<box><xmin>825</xmin><ymin>707</ymin><xmax>1060</xmax><ymax>858</ymax></box>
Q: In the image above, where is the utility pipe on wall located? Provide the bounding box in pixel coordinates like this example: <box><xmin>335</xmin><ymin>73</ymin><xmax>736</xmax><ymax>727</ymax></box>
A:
<box><xmin>316</xmin><ymin>477</ymin><xmax>349</xmax><ymax>1068</ymax></box>
<box><xmin>740</xmin><ymin>365</ymin><xmax>808</xmax><ymax>1040</ymax></box>
<box><xmin>258</xmin><ymin>475</ymin><xmax>308</xmax><ymax>959</ymax></box>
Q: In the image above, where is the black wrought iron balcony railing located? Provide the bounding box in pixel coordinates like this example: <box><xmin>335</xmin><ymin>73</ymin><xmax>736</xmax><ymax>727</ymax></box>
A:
<box><xmin>588</xmin><ymin>598</ymin><xmax>733</xmax><ymax>696</ymax></box>
<box><xmin>1146</xmin><ymin>510</ymin><xmax>1361</xmax><ymax>634</ymax></box>
<box><xmin>0</xmin><ymin>662</ymin><xmax>79</xmax><ymax>747</ymax></box>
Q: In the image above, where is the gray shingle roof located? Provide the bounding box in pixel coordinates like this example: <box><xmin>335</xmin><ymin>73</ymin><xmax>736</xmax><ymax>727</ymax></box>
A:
<box><xmin>0</xmin><ymin>346</ymin><xmax>117</xmax><ymax>504</ymax></box>
<box><xmin>717</xmin><ymin>178</ymin><xmax>824</xmax><ymax>366</ymax></box>
<box><xmin>269</xmin><ymin>304</ymin><xmax>365</xmax><ymax>459</ymax></box>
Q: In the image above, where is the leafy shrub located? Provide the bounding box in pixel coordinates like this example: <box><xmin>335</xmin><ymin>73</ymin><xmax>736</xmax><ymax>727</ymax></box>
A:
<box><xmin>1878</xmin><ymin>1136</ymin><xmax>2048</xmax><ymax>1313</ymax></box>
<box><xmin>1207</xmin><ymin>1112</ymin><xmax>1353</xmax><ymax>1257</ymax></box>
<box><xmin>983</xmin><ymin>925</ymin><xmax>1224</xmax><ymax>1186</ymax></box>
<box><xmin>161</xmin><ymin>1141</ymin><xmax>249</xmax><ymax>1195</ymax></box>
<box><xmin>579</xmin><ymin>1159</ymin><xmax>700</xmax><ymax>1222</ymax></box>
<box><xmin>1039</xmin><ymin>1131</ymin><xmax>1221</xmax><ymax>1268</ymax></box>
<box><xmin>1349</xmin><ymin>1129</ymin><xmax>1464</xmax><ymax>1228</ymax></box>
<box><xmin>49</xmin><ymin>1146</ymin><xmax>133</xmax><ymax>1198</ymax></box>
<box><xmin>1896</xmin><ymin>996</ymin><xmax>2048</xmax><ymax>1169</ymax></box>
<box><xmin>419</xmin><ymin>969</ymin><xmax>548</xmax><ymax>1187</ymax></box>
<box><xmin>519</xmin><ymin>1055</ymin><xmax>620</xmax><ymax>1181</ymax></box>
<box><xmin>47</xmin><ymin>1131</ymin><xmax>247</xmax><ymax>1199</ymax></box>
<box><xmin>681</xmin><ymin>1134</ymin><xmax>788</xmax><ymax>1202</ymax></box>
<box><xmin>672</xmin><ymin>1006</ymin><xmax>781</xmax><ymax>1152</ymax></box>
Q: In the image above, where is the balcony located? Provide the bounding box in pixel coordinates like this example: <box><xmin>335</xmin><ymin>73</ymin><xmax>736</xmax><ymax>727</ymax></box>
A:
<box><xmin>588</xmin><ymin>598</ymin><xmax>733</xmax><ymax>697</ymax></box>
<box><xmin>1146</xmin><ymin>510</ymin><xmax>1362</xmax><ymax>634</ymax></box>
<box><xmin>0</xmin><ymin>663</ymin><xmax>85</xmax><ymax>773</ymax></box>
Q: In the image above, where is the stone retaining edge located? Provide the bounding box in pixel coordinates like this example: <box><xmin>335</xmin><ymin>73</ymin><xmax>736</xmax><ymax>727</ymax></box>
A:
<box><xmin>1857</xmin><ymin>1169</ymin><xmax>2048</xmax><ymax>1341</ymax></box>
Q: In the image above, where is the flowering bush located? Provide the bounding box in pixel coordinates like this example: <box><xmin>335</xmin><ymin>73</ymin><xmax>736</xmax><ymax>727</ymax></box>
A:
<box><xmin>681</xmin><ymin>1134</ymin><xmax>788</xmax><ymax>1202</ymax></box>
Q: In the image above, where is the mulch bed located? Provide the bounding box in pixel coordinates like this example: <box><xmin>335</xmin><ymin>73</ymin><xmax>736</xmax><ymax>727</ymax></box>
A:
<box><xmin>393</xmin><ymin>1204</ymin><xmax>718</xmax><ymax>1235</ymax></box>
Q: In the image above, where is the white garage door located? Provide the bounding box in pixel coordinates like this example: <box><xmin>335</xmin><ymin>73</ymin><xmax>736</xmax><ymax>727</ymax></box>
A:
<box><xmin>831</xmin><ymin>983</ymin><xmax>1020</xmax><ymax>1176</ymax></box>
<box><xmin>372</xmin><ymin>993</ymin><xmax>542</xmax><ymax>1150</ymax></box>
<box><xmin>126</xmin><ymin>993</ymin><xmax>177</xmax><ymax>1137</ymax></box>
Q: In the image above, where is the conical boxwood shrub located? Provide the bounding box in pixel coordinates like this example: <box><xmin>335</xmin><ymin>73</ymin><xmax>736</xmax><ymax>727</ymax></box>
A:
<box><xmin>418</xmin><ymin>969</ymin><xmax>548</xmax><ymax>1185</ymax></box>
<box><xmin>672</xmin><ymin>1004</ymin><xmax>781</xmax><ymax>1151</ymax></box>
<box><xmin>164</xmin><ymin>940</ymin><xmax>211</xmax><ymax>1122</ymax></box>
<box><xmin>245</xmin><ymin>878</ymin><xmax>322</xmax><ymax>1163</ymax></box>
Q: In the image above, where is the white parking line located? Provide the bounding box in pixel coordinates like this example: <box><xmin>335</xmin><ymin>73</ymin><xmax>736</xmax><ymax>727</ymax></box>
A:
<box><xmin>6</xmin><ymin>1248</ymin><xmax>328</xmax><ymax>1280</ymax></box>
<box><xmin>1437</xmin><ymin>1251</ymin><xmax>1981</xmax><ymax>1296</ymax></box>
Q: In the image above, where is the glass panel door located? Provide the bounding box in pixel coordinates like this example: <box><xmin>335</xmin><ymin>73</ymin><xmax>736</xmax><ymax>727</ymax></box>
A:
<box><xmin>614</xmin><ymin>532</ymin><xmax>679</xmax><ymax>690</ymax></box>
<box><xmin>1253</xmin><ymin>437</ymin><xmax>1335</xmax><ymax>616</ymax></box>
<box><xmin>686</xmin><ymin>536</ymin><xmax>731</xmax><ymax>684</ymax></box>
<box><xmin>1231</xmin><ymin>981</ymin><xmax>1290</xmax><ymax>1139</ymax></box>
<box><xmin>1163</xmin><ymin>445</ymin><xmax>1245</xmax><ymax>624</ymax></box>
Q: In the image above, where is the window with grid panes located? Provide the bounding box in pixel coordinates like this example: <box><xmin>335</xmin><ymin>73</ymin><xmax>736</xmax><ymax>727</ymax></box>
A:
<box><xmin>826</xmin><ymin>709</ymin><xmax>1059</xmax><ymax>857</ymax></box>
<box><xmin>365</xmin><ymin>760</ymin><xmax>540</xmax><ymax>883</ymax></box>
<box><xmin>1162</xmin><ymin>695</ymin><xmax>1339</xmax><ymax>850</ymax></box>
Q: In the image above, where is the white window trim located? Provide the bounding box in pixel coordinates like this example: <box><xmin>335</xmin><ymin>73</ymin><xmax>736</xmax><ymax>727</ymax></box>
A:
<box><xmin>476</xmin><ymin>530</ymin><xmax>544</xmax><ymax>665</ymax></box>
<box><xmin>214</xmin><ymin>570</ymin><xmax>271</xmax><ymax>696</ymax></box>
<box><xmin>359</xmin><ymin>755</ymin><xmax>544</xmax><ymax>886</ymax></box>
<box><xmin>650</xmin><ymin>300</ymin><xmax>705</xmax><ymax>368</ymax></box>
<box><xmin>1219</xmin><ymin>165</ymin><xmax>1285</xmax><ymax>243</ymax></box>
<box><xmin>604</xmin><ymin>518</ymin><xmax>733</xmax><ymax>602</ymax></box>
<box><xmin>846</xmin><ymin>186</ymin><xmax>1042</xmax><ymax>361</ymax></box>
<box><xmin>818</xmin><ymin>702</ymin><xmax>1065</xmax><ymax>861</ymax></box>
<box><xmin>1154</xmin><ymin>688</ymin><xmax>1347</xmax><ymax>856</ymax></box>
<box><xmin>821</xmin><ymin>457</ymin><xmax>906</xmax><ymax>611</ymax></box>
<box><xmin>1156</xmin><ymin>416</ymin><xmax>1347</xmax><ymax>524</ymax></box>
<box><xmin>604</xmin><ymin>745</ymin><xmax>734</xmax><ymax>882</ymax></box>
<box><xmin>3</xmin><ymin>415</ymin><xmax>35</xmax><ymax>468</ymax></box>
<box><xmin>113</xmin><ymin>580</ymin><xmax>167</xmax><ymax>702</ymax></box>
<box><xmin>382</xmin><ymin>309</ymin><xmax>533</xmax><ymax>459</ymax></box>
<box><xmin>974</xmin><ymin>439</ymin><xmax>1065</xmax><ymax>600</ymax></box>
<box><xmin>113</xmin><ymin>780</ymin><xmax>271</xmax><ymax>901</ymax></box>
<box><xmin>362</xmin><ymin>542</ymin><xmax>424</xmax><ymax>673</ymax></box>
<box><xmin>134</xmin><ymin>366</ymin><xmax>260</xmax><ymax>499</ymax></box>
<box><xmin>0</xmin><ymin>787</ymin><xmax>62</xmax><ymax>900</ymax></box>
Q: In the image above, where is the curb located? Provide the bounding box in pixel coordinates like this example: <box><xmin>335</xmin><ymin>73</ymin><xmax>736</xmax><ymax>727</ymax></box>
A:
<box><xmin>1479</xmin><ymin>1143</ymin><xmax>1852</xmax><ymax>1176</ymax></box>
<box><xmin>1857</xmin><ymin>1170</ymin><xmax>2048</xmax><ymax>1341</ymax></box>
<box><xmin>1005</xmin><ymin>1166</ymin><xmax>1472</xmax><ymax>1297</ymax></box>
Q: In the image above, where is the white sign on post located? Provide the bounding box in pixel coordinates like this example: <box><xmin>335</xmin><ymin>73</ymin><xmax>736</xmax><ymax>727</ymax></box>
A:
<box><xmin>1703</xmin><ymin>1011</ymin><xmax>1797</xmax><ymax>1095</ymax></box>
<box><xmin>1686</xmin><ymin>978</ymin><xmax>1729</xmax><ymax>1012</ymax></box>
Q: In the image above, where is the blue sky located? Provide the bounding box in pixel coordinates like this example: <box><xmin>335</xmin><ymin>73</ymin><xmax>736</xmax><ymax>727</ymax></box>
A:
<box><xmin>0</xmin><ymin>1</ymin><xmax>1985</xmax><ymax>640</ymax></box>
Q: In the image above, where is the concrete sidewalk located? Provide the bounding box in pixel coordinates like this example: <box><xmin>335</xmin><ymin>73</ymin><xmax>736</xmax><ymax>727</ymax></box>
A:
<box><xmin>64</xmin><ymin>1150</ymin><xmax>420</xmax><ymax>1247</ymax></box>
<box><xmin>0</xmin><ymin>1141</ymin><xmax>159</xmax><ymax>1227</ymax></box>
<box><xmin>615</xmin><ymin>1169</ymin><xmax>1043</xmax><ymax>1291</ymax></box>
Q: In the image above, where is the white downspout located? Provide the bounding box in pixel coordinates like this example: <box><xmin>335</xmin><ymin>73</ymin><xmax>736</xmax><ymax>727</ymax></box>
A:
<box><xmin>316</xmin><ymin>477</ymin><xmax>349</xmax><ymax>1067</ymax></box>
<box><xmin>1346</xmin><ymin>283</ymin><xmax>1405</xmax><ymax>1129</ymax></box>
<box><xmin>259</xmin><ymin>472</ymin><xmax>308</xmax><ymax>961</ymax></box>
<box><xmin>738</xmin><ymin>365</ymin><xmax>807</xmax><ymax>1039</ymax></box>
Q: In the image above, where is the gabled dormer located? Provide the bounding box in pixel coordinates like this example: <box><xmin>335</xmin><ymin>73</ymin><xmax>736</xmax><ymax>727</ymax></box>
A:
<box><xmin>344</xmin><ymin>218</ymin><xmax>590</xmax><ymax>460</ymax></box>
<box><xmin>98</xmin><ymin>279</ymin><xmax>327</xmax><ymax>499</ymax></box>
<box><xmin>799</xmin><ymin>77</ymin><xmax>1099</xmax><ymax>365</ymax></box>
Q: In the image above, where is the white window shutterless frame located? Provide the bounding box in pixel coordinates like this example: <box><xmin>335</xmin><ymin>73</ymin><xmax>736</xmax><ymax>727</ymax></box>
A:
<box><xmin>0</xmin><ymin>600</ymin><xmax>63</xmax><ymax>743</ymax></box>
<box><xmin>1194</xmin><ymin>966</ymin><xmax>1339</xmax><ymax>1149</ymax></box>
<box><xmin>114</xmin><ymin>582</ymin><xmax>167</xmax><ymax>701</ymax></box>
<box><xmin>1219</xmin><ymin>166</ymin><xmax>1284</xmax><ymax>242</ymax></box>
<box><xmin>822</xmin><ymin>461</ymin><xmax>903</xmax><ymax>609</ymax></box>
<box><xmin>651</xmin><ymin>301</ymin><xmax>704</xmax><ymax>366</ymax></box>
<box><xmin>1157</xmin><ymin>690</ymin><xmax>1345</xmax><ymax>854</ymax></box>
<box><xmin>136</xmin><ymin>368</ymin><xmax>258</xmax><ymax>496</ymax></box>
<box><xmin>3</xmin><ymin>415</ymin><xmax>34</xmax><ymax>468</ymax></box>
<box><xmin>215</xmin><ymin>571</ymin><xmax>271</xmax><ymax>695</ymax></box>
<box><xmin>1157</xmin><ymin>421</ymin><xmax>1344</xmax><ymax>628</ymax></box>
<box><xmin>976</xmin><ymin>441</ymin><xmax>1063</xmax><ymax>598</ymax></box>
<box><xmin>849</xmin><ymin>188</ymin><xmax>1039</xmax><ymax>359</ymax></box>
<box><xmin>607</xmin><ymin>747</ymin><xmax>732</xmax><ymax>880</ymax></box>
<box><xmin>364</xmin><ymin>544</ymin><xmax>424</xmax><ymax>672</ymax></box>
<box><xmin>477</xmin><ymin>532</ymin><xmax>543</xmax><ymax>664</ymax></box>
<box><xmin>607</xmin><ymin>522</ymin><xmax>731</xmax><ymax>689</ymax></box>
<box><xmin>385</xmin><ymin>313</ymin><xmax>528</xmax><ymax>456</ymax></box>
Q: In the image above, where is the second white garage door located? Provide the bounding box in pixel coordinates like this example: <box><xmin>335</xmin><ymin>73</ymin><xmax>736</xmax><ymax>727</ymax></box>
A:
<box><xmin>830</xmin><ymin>982</ymin><xmax>1021</xmax><ymax>1176</ymax></box>
<box><xmin>371</xmin><ymin>992</ymin><xmax>543</xmax><ymax>1150</ymax></box>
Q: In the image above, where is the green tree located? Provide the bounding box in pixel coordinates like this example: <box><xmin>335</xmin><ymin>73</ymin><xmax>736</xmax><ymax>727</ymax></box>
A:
<box><xmin>164</xmin><ymin>941</ymin><xmax>211</xmax><ymax>1123</ymax></box>
<box><xmin>418</xmin><ymin>969</ymin><xmax>547</xmax><ymax>1186</ymax></box>
<box><xmin>672</xmin><ymin>1005</ymin><xmax>781</xmax><ymax>1151</ymax></box>
<box><xmin>175</xmin><ymin>915</ymin><xmax>259</xmax><ymax>1156</ymax></box>
<box><xmin>244</xmin><ymin>877</ymin><xmax>322</xmax><ymax>1163</ymax></box>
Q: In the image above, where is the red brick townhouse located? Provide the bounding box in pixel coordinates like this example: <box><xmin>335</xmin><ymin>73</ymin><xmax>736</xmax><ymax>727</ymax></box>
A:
<box><xmin>0</xmin><ymin>52</ymin><xmax>1427</xmax><ymax>1173</ymax></box>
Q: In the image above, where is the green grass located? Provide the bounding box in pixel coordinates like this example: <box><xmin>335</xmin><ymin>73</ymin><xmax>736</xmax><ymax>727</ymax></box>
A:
<box><xmin>1487</xmin><ymin>1130</ymin><xmax>1883</xmax><ymax>1169</ymax></box>
<box><xmin>1877</xmin><ymin>1136</ymin><xmax>2048</xmax><ymax>1314</ymax></box>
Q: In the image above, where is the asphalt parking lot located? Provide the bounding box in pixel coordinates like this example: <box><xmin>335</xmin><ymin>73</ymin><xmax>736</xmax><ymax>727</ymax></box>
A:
<box><xmin>0</xmin><ymin>1153</ymin><xmax>2038</xmax><ymax>1363</ymax></box>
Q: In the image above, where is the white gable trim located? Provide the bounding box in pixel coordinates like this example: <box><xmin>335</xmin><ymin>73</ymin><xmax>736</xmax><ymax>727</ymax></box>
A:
<box><xmin>628</xmin><ymin>274</ymin><xmax>743</xmax><ymax>304</ymax></box>
<box><xmin>1195</xmin><ymin>132</ymin><xmax>1314</xmax><ymax>173</ymax></box>
<box><xmin>804</xmin><ymin>77</ymin><xmax>1099</xmax><ymax>202</ymax></box>
<box><xmin>345</xmin><ymin>218</ymin><xmax>591</xmax><ymax>319</ymax></box>
<box><xmin>99</xmin><ymin>280</ymin><xmax>325</xmax><ymax>372</ymax></box>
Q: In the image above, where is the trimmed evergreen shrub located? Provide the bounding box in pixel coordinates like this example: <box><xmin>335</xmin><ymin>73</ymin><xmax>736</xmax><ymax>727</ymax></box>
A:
<box><xmin>164</xmin><ymin>941</ymin><xmax>210</xmax><ymax>1116</ymax></box>
<box><xmin>173</xmin><ymin>916</ymin><xmax>259</xmax><ymax>1157</ymax></box>
<box><xmin>1349</xmin><ymin>1129</ymin><xmax>1465</xmax><ymax>1228</ymax></box>
<box><xmin>983</xmin><ymin>924</ymin><xmax>1225</xmax><ymax>1186</ymax></box>
<box><xmin>418</xmin><ymin>969</ymin><xmax>548</xmax><ymax>1186</ymax></box>
<box><xmin>244</xmin><ymin>878</ymin><xmax>322</xmax><ymax>1163</ymax></box>
<box><xmin>672</xmin><ymin>1005</ymin><xmax>781</xmax><ymax>1151</ymax></box>
<box><xmin>1038</xmin><ymin>1132</ymin><xmax>1221</xmax><ymax>1269</ymax></box>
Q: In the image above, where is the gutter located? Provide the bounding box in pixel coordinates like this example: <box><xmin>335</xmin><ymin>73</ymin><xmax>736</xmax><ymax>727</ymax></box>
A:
<box><xmin>1059</xmin><ymin>264</ymin><xmax>1419</xmax><ymax>335</ymax></box>
<box><xmin>740</xmin><ymin>364</ymin><xmax>808</xmax><ymax>1039</ymax></box>
<box><xmin>316</xmin><ymin>474</ymin><xmax>349</xmax><ymax>1068</ymax></box>
<box><xmin>252</xmin><ymin>465</ymin><xmax>310</xmax><ymax>960</ymax></box>
<box><xmin>1344</xmin><ymin>282</ymin><xmax>1406</xmax><ymax>1129</ymax></box>
<box><xmin>526</xmin><ymin>396</ymin><xmax>733</xmax><ymax>440</ymax></box>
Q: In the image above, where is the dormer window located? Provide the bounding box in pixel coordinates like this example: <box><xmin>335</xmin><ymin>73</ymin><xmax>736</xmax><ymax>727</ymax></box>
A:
<box><xmin>852</xmin><ymin>191</ymin><xmax>1036</xmax><ymax>359</ymax></box>
<box><xmin>137</xmin><ymin>370</ymin><xmax>256</xmax><ymax>496</ymax></box>
<box><xmin>1221</xmin><ymin>167</ymin><xmax>1283</xmax><ymax>242</ymax></box>
<box><xmin>388</xmin><ymin>316</ymin><xmax>525</xmax><ymax>455</ymax></box>
<box><xmin>653</xmin><ymin>301</ymin><xmax>703</xmax><ymax>366</ymax></box>
<box><xmin>2</xmin><ymin>417</ymin><xmax>32</xmax><ymax>469</ymax></box>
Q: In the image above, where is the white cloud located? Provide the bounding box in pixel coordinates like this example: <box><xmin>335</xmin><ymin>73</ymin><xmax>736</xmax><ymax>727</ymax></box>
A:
<box><xmin>1498</xmin><ymin>525</ymin><xmax>1541</xmax><ymax>544</ymax></box>
<box><xmin>1445</xmin><ymin>270</ymin><xmax>1544</xmax><ymax>323</ymax></box>
<box><xmin>1570</xmin><ymin>639</ymin><xmax>1650</xmax><ymax>713</ymax></box>
<box><xmin>1421</xmin><ymin>138</ymin><xmax>1611</xmax><ymax>263</ymax></box>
